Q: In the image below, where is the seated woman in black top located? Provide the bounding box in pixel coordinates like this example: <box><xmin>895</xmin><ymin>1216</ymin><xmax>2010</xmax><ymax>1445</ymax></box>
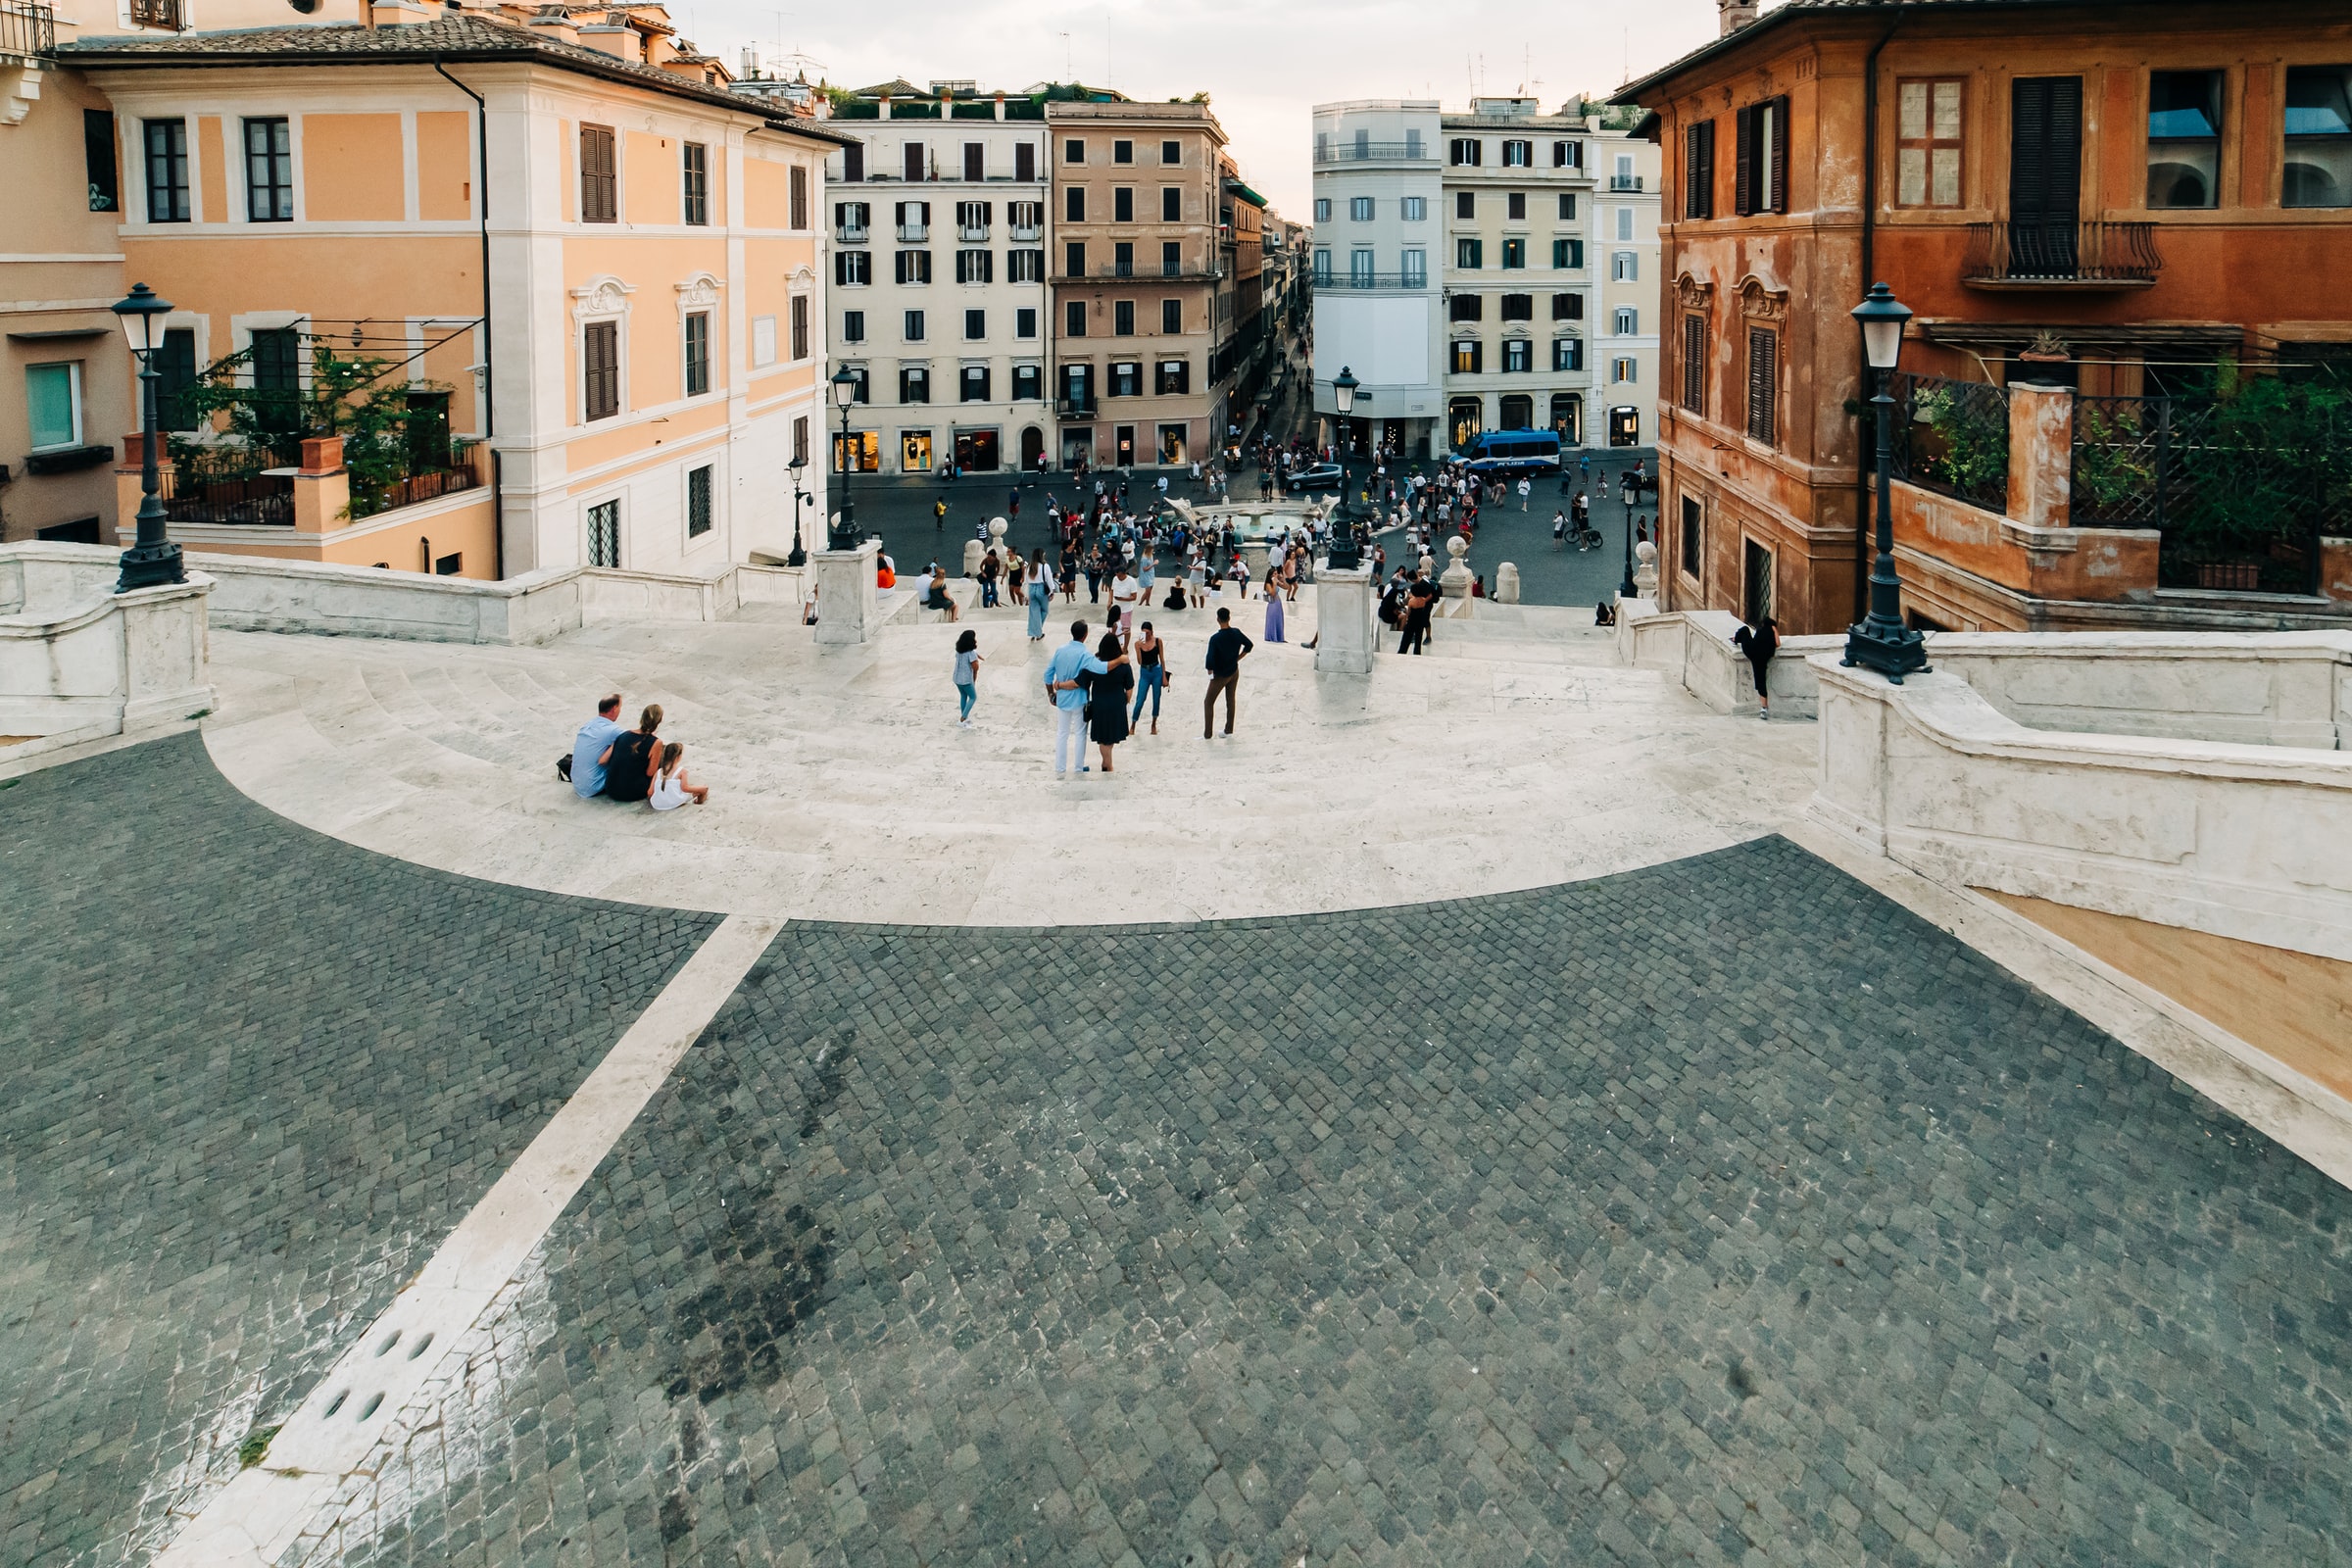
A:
<box><xmin>602</xmin><ymin>703</ymin><xmax>662</xmax><ymax>803</ymax></box>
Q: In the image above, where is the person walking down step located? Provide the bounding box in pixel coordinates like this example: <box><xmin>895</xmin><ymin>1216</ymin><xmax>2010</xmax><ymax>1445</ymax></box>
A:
<box><xmin>954</xmin><ymin>629</ymin><xmax>983</xmax><ymax>727</ymax></box>
<box><xmin>1202</xmin><ymin>608</ymin><xmax>1253</xmax><ymax>739</ymax></box>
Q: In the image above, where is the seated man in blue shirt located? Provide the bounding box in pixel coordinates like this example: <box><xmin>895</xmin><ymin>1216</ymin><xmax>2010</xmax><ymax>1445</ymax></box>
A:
<box><xmin>562</xmin><ymin>694</ymin><xmax>626</xmax><ymax>798</ymax></box>
<box><xmin>1042</xmin><ymin>620</ymin><xmax>1106</xmax><ymax>777</ymax></box>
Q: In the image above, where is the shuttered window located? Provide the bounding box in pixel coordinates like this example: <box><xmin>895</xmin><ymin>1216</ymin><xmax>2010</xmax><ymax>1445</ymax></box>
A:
<box><xmin>790</xmin><ymin>165</ymin><xmax>809</xmax><ymax>229</ymax></box>
<box><xmin>580</xmin><ymin>124</ymin><xmax>616</xmax><ymax>222</ymax></box>
<box><xmin>1685</xmin><ymin>119</ymin><xmax>1716</xmax><ymax>219</ymax></box>
<box><xmin>790</xmin><ymin>295</ymin><xmax>809</xmax><ymax>360</ymax></box>
<box><xmin>1745</xmin><ymin>328</ymin><xmax>1778</xmax><ymax>445</ymax></box>
<box><xmin>1732</xmin><ymin>99</ymin><xmax>1788</xmax><ymax>215</ymax></box>
<box><xmin>583</xmin><ymin>319</ymin><xmax>619</xmax><ymax>420</ymax></box>
<box><xmin>1682</xmin><ymin>315</ymin><xmax>1707</xmax><ymax>415</ymax></box>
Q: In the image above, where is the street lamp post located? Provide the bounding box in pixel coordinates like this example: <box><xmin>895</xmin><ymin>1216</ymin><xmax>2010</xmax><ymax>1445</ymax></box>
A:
<box><xmin>786</xmin><ymin>454</ymin><xmax>810</xmax><ymax>567</ymax></box>
<box><xmin>1841</xmin><ymin>282</ymin><xmax>1930</xmax><ymax>682</ymax></box>
<box><xmin>111</xmin><ymin>282</ymin><xmax>183</xmax><ymax>594</ymax></box>
<box><xmin>827</xmin><ymin>367</ymin><xmax>860</xmax><ymax>551</ymax></box>
<box><xmin>1328</xmin><ymin>366</ymin><xmax>1362</xmax><ymax>571</ymax></box>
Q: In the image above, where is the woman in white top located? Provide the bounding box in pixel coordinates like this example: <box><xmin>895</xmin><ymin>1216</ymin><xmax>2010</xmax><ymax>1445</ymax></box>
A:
<box><xmin>1109</xmin><ymin>568</ymin><xmax>1142</xmax><ymax>642</ymax></box>
<box><xmin>647</xmin><ymin>741</ymin><xmax>710</xmax><ymax>809</ymax></box>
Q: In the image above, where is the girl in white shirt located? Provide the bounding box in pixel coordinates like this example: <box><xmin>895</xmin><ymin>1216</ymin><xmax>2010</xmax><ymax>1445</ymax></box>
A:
<box><xmin>647</xmin><ymin>741</ymin><xmax>710</xmax><ymax>810</ymax></box>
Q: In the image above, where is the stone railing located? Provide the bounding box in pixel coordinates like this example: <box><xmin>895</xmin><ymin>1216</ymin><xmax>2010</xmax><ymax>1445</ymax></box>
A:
<box><xmin>1810</xmin><ymin>648</ymin><xmax>2352</xmax><ymax>963</ymax></box>
<box><xmin>1923</xmin><ymin>632</ymin><xmax>2352</xmax><ymax>750</ymax></box>
<box><xmin>1613</xmin><ymin>599</ymin><xmax>1840</xmax><ymax>716</ymax></box>
<box><xmin>195</xmin><ymin>554</ymin><xmax>807</xmax><ymax>646</ymax></box>
<box><xmin>0</xmin><ymin>542</ymin><xmax>214</xmax><ymax>764</ymax></box>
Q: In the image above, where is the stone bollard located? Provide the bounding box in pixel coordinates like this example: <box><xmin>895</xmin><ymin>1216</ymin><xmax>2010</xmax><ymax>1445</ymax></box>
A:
<box><xmin>1313</xmin><ymin>561</ymin><xmax>1374</xmax><ymax>674</ymax></box>
<box><xmin>988</xmin><ymin>516</ymin><xmax>1010</xmax><ymax>562</ymax></box>
<box><xmin>1495</xmin><ymin>563</ymin><xmax>1521</xmax><ymax>604</ymax></box>
<box><xmin>1440</xmin><ymin>533</ymin><xmax>1473</xmax><ymax>599</ymax></box>
<box><xmin>961</xmin><ymin>537</ymin><xmax>985</xmax><ymax>576</ymax></box>
<box><xmin>1635</xmin><ymin>539</ymin><xmax>1658</xmax><ymax>596</ymax></box>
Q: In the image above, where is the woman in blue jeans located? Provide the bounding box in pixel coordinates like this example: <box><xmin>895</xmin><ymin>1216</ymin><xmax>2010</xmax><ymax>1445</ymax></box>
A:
<box><xmin>1128</xmin><ymin>621</ymin><xmax>1166</xmax><ymax>735</ymax></box>
<box><xmin>1025</xmin><ymin>549</ymin><xmax>1053</xmax><ymax>640</ymax></box>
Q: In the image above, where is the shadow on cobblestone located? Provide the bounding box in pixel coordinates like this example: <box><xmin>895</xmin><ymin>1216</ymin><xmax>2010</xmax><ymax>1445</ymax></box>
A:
<box><xmin>0</xmin><ymin>734</ymin><xmax>716</xmax><ymax>1568</ymax></box>
<box><xmin>318</xmin><ymin>838</ymin><xmax>2350</xmax><ymax>1568</ymax></box>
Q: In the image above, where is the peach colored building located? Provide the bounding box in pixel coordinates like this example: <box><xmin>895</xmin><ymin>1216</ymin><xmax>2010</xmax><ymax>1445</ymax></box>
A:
<box><xmin>48</xmin><ymin>5</ymin><xmax>845</xmax><ymax>577</ymax></box>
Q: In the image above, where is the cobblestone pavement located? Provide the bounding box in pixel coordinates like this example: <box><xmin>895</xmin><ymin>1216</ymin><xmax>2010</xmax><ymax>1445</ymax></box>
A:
<box><xmin>307</xmin><ymin>837</ymin><xmax>2348</xmax><ymax>1568</ymax></box>
<box><xmin>0</xmin><ymin>734</ymin><xmax>716</xmax><ymax>1568</ymax></box>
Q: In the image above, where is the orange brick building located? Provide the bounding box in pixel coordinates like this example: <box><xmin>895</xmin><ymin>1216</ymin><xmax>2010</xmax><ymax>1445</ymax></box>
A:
<box><xmin>1618</xmin><ymin>0</ymin><xmax>2352</xmax><ymax>633</ymax></box>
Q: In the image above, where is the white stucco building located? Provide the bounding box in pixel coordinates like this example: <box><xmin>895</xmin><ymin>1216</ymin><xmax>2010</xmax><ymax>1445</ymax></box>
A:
<box><xmin>1308</xmin><ymin>100</ymin><xmax>1446</xmax><ymax>461</ymax></box>
<box><xmin>816</xmin><ymin>83</ymin><xmax>1053</xmax><ymax>476</ymax></box>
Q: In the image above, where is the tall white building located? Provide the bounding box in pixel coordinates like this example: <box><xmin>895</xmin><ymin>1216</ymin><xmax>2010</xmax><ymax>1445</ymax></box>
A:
<box><xmin>1311</xmin><ymin>94</ymin><xmax>1661</xmax><ymax>461</ymax></box>
<box><xmin>1308</xmin><ymin>101</ymin><xmax>1446</xmax><ymax>460</ymax></box>
<box><xmin>815</xmin><ymin>83</ymin><xmax>1053</xmax><ymax>475</ymax></box>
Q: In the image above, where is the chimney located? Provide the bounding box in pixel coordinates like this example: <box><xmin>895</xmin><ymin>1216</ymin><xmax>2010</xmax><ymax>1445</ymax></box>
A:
<box><xmin>575</xmin><ymin>19</ymin><xmax>644</xmax><ymax>63</ymax></box>
<box><xmin>1719</xmin><ymin>0</ymin><xmax>1759</xmax><ymax>35</ymax></box>
<box><xmin>525</xmin><ymin>6</ymin><xmax>577</xmax><ymax>45</ymax></box>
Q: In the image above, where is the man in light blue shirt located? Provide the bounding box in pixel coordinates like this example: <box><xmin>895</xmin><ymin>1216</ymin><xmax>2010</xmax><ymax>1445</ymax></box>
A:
<box><xmin>1042</xmin><ymin>620</ymin><xmax>1104</xmax><ymax>776</ymax></box>
<box><xmin>567</xmin><ymin>694</ymin><xmax>625</xmax><ymax>799</ymax></box>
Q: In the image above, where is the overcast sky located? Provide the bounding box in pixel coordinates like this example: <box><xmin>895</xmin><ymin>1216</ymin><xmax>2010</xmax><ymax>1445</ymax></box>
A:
<box><xmin>678</xmin><ymin>0</ymin><xmax>1734</xmax><ymax>215</ymax></box>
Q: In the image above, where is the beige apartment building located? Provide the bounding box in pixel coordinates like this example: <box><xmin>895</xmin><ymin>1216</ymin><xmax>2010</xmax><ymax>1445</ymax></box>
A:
<box><xmin>1046</xmin><ymin>98</ymin><xmax>1228</xmax><ymax>469</ymax></box>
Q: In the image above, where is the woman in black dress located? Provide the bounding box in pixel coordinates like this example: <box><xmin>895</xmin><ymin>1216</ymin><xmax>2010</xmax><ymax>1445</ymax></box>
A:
<box><xmin>1086</xmin><ymin>630</ymin><xmax>1133</xmax><ymax>771</ymax></box>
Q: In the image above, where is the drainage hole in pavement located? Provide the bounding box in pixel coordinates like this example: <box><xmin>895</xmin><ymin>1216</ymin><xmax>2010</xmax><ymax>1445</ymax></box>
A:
<box><xmin>359</xmin><ymin>1393</ymin><xmax>385</xmax><ymax>1421</ymax></box>
<box><xmin>323</xmin><ymin>1391</ymin><xmax>349</xmax><ymax>1417</ymax></box>
<box><xmin>407</xmin><ymin>1331</ymin><xmax>435</xmax><ymax>1360</ymax></box>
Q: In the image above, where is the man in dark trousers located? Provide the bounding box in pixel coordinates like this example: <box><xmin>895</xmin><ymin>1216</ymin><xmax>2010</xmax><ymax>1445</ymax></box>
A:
<box><xmin>1202</xmin><ymin>608</ymin><xmax>1253</xmax><ymax>738</ymax></box>
<box><xmin>1399</xmin><ymin>574</ymin><xmax>1438</xmax><ymax>656</ymax></box>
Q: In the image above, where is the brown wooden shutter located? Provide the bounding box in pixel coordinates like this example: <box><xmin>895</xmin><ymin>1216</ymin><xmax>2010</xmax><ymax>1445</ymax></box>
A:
<box><xmin>1015</xmin><ymin>140</ymin><xmax>1035</xmax><ymax>182</ymax></box>
<box><xmin>1767</xmin><ymin>96</ymin><xmax>1790</xmax><ymax>213</ymax></box>
<box><xmin>844</xmin><ymin>141</ymin><xmax>863</xmax><ymax>183</ymax></box>
<box><xmin>964</xmin><ymin>142</ymin><xmax>983</xmax><ymax>181</ymax></box>
<box><xmin>583</xmin><ymin>320</ymin><xmax>618</xmax><ymax>419</ymax></box>
<box><xmin>1683</xmin><ymin>315</ymin><xmax>1707</xmax><ymax>414</ymax></box>
<box><xmin>904</xmin><ymin>142</ymin><xmax>924</xmax><ymax>181</ymax></box>
<box><xmin>1686</xmin><ymin>120</ymin><xmax>1715</xmax><ymax>220</ymax></box>
<box><xmin>1746</xmin><ymin>328</ymin><xmax>1777</xmax><ymax>445</ymax></box>
<box><xmin>790</xmin><ymin>166</ymin><xmax>808</xmax><ymax>229</ymax></box>
<box><xmin>1731</xmin><ymin>106</ymin><xmax>1751</xmax><ymax>216</ymax></box>
<box><xmin>579</xmin><ymin>125</ymin><xmax>615</xmax><ymax>222</ymax></box>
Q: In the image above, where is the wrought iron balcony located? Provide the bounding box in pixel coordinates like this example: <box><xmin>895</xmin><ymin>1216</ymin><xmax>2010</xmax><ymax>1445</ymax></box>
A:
<box><xmin>1607</xmin><ymin>174</ymin><xmax>1643</xmax><ymax>192</ymax></box>
<box><xmin>835</xmin><ymin>221</ymin><xmax>869</xmax><ymax>243</ymax></box>
<box><xmin>896</xmin><ymin>223</ymin><xmax>929</xmax><ymax>243</ymax></box>
<box><xmin>1054</xmin><ymin>396</ymin><xmax>1097</xmax><ymax>419</ymax></box>
<box><xmin>1963</xmin><ymin>220</ymin><xmax>2161</xmax><ymax>288</ymax></box>
<box><xmin>0</xmin><ymin>0</ymin><xmax>56</xmax><ymax>54</ymax></box>
<box><xmin>956</xmin><ymin>223</ymin><xmax>989</xmax><ymax>242</ymax></box>
<box><xmin>1315</xmin><ymin>271</ymin><xmax>1432</xmax><ymax>291</ymax></box>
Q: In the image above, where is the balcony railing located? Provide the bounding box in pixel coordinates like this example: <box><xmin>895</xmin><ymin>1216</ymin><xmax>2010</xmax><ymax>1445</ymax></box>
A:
<box><xmin>126</xmin><ymin>0</ymin><xmax>179</xmax><ymax>27</ymax></box>
<box><xmin>1054</xmin><ymin>396</ymin><xmax>1097</xmax><ymax>419</ymax></box>
<box><xmin>1963</xmin><ymin>220</ymin><xmax>2161</xmax><ymax>288</ymax></box>
<box><xmin>1054</xmin><ymin>263</ymin><xmax>1224</xmax><ymax>283</ymax></box>
<box><xmin>1313</xmin><ymin>141</ymin><xmax>1437</xmax><ymax>166</ymax></box>
<box><xmin>1008</xmin><ymin>224</ymin><xmax>1043</xmax><ymax>242</ymax></box>
<box><xmin>836</xmin><ymin>222</ymin><xmax>869</xmax><ymax>243</ymax></box>
<box><xmin>1607</xmin><ymin>174</ymin><xmax>1643</xmax><ymax>192</ymax></box>
<box><xmin>161</xmin><ymin>443</ymin><xmax>299</xmax><ymax>527</ymax></box>
<box><xmin>0</xmin><ymin>0</ymin><xmax>56</xmax><ymax>55</ymax></box>
<box><xmin>956</xmin><ymin>223</ymin><xmax>989</xmax><ymax>242</ymax></box>
<box><xmin>897</xmin><ymin>223</ymin><xmax>929</xmax><ymax>243</ymax></box>
<box><xmin>1315</xmin><ymin>271</ymin><xmax>1431</xmax><ymax>291</ymax></box>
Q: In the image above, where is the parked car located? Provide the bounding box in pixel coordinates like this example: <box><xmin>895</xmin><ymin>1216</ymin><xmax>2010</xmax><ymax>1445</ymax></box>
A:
<box><xmin>1286</xmin><ymin>463</ymin><xmax>1345</xmax><ymax>492</ymax></box>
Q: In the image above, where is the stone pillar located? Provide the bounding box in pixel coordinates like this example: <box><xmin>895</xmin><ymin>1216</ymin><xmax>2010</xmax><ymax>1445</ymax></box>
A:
<box><xmin>1439</xmin><ymin>534</ymin><xmax>1473</xmax><ymax>599</ymax></box>
<box><xmin>988</xmin><ymin>515</ymin><xmax>1010</xmax><ymax>564</ymax></box>
<box><xmin>291</xmin><ymin>435</ymin><xmax>349</xmax><ymax>535</ymax></box>
<box><xmin>961</xmin><ymin>537</ymin><xmax>985</xmax><ymax>576</ymax></box>
<box><xmin>1634</xmin><ymin>539</ymin><xmax>1658</xmax><ymax>596</ymax></box>
<box><xmin>1313</xmin><ymin>564</ymin><xmax>1374</xmax><ymax>674</ymax></box>
<box><xmin>2007</xmin><ymin>381</ymin><xmax>2075</xmax><ymax>528</ymax></box>
<box><xmin>1494</xmin><ymin>562</ymin><xmax>1521</xmax><ymax>604</ymax></box>
<box><xmin>812</xmin><ymin>537</ymin><xmax>882</xmax><ymax>646</ymax></box>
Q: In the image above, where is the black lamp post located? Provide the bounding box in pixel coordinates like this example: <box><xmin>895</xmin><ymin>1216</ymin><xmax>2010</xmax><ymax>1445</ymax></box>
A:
<box><xmin>1328</xmin><ymin>366</ymin><xmax>1362</xmax><ymax>570</ymax></box>
<box><xmin>786</xmin><ymin>454</ymin><xmax>810</xmax><ymax>567</ymax></box>
<box><xmin>1841</xmin><ymin>282</ymin><xmax>1930</xmax><ymax>681</ymax></box>
<box><xmin>112</xmin><ymin>282</ymin><xmax>183</xmax><ymax>593</ymax></box>
<box><xmin>827</xmin><ymin>366</ymin><xmax>860</xmax><ymax>551</ymax></box>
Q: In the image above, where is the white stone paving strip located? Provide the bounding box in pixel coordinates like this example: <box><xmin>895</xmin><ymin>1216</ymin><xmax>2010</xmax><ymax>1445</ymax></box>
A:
<box><xmin>150</xmin><ymin>912</ymin><xmax>783</xmax><ymax>1568</ymax></box>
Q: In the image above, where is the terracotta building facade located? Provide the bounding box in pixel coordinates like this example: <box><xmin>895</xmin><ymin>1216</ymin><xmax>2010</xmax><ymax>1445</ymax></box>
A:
<box><xmin>1620</xmin><ymin>0</ymin><xmax>2352</xmax><ymax>634</ymax></box>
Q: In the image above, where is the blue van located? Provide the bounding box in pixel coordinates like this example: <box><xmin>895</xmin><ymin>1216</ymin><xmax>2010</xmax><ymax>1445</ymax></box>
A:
<box><xmin>1456</xmin><ymin>429</ymin><xmax>1562</xmax><ymax>477</ymax></box>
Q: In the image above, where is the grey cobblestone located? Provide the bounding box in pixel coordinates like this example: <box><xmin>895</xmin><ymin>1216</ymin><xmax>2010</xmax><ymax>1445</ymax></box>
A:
<box><xmin>310</xmin><ymin>837</ymin><xmax>2348</xmax><ymax>1566</ymax></box>
<box><xmin>0</xmin><ymin>734</ymin><xmax>716</xmax><ymax>1567</ymax></box>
